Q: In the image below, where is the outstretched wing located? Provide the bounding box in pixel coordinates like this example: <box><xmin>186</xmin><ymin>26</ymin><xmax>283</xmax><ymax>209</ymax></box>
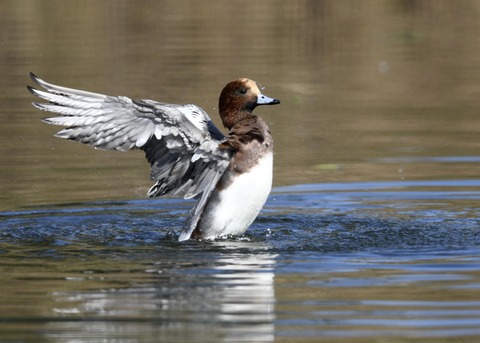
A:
<box><xmin>27</xmin><ymin>73</ymin><xmax>232</xmax><ymax>204</ymax></box>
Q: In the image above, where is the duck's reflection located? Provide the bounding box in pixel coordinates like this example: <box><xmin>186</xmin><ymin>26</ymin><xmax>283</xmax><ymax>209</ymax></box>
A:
<box><xmin>49</xmin><ymin>242</ymin><xmax>277</xmax><ymax>342</ymax></box>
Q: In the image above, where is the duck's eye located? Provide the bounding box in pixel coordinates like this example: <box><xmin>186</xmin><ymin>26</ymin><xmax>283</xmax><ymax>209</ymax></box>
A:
<box><xmin>239</xmin><ymin>88</ymin><xmax>247</xmax><ymax>95</ymax></box>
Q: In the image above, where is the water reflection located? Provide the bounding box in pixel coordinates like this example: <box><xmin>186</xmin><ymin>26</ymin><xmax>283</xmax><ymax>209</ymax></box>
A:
<box><xmin>49</xmin><ymin>242</ymin><xmax>277</xmax><ymax>342</ymax></box>
<box><xmin>1</xmin><ymin>179</ymin><xmax>480</xmax><ymax>341</ymax></box>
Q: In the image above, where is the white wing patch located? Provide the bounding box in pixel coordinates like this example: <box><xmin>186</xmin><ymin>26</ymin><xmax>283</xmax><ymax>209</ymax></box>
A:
<box><xmin>177</xmin><ymin>104</ymin><xmax>209</xmax><ymax>132</ymax></box>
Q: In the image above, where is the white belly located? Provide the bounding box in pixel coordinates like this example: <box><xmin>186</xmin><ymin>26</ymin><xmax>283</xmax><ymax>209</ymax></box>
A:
<box><xmin>201</xmin><ymin>152</ymin><xmax>273</xmax><ymax>239</ymax></box>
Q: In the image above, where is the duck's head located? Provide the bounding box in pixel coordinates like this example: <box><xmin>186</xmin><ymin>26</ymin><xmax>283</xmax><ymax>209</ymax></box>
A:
<box><xmin>219</xmin><ymin>78</ymin><xmax>280</xmax><ymax>129</ymax></box>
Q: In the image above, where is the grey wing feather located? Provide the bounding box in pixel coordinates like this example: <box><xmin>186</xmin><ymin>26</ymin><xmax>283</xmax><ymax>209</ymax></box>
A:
<box><xmin>28</xmin><ymin>73</ymin><xmax>231</xmax><ymax>202</ymax></box>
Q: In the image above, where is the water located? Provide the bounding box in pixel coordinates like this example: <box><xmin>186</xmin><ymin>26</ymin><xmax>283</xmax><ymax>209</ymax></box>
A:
<box><xmin>2</xmin><ymin>181</ymin><xmax>480</xmax><ymax>342</ymax></box>
<box><xmin>1</xmin><ymin>1</ymin><xmax>480</xmax><ymax>342</ymax></box>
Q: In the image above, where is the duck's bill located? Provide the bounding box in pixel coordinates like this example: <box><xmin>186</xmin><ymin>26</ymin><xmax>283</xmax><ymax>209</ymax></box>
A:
<box><xmin>256</xmin><ymin>93</ymin><xmax>280</xmax><ymax>105</ymax></box>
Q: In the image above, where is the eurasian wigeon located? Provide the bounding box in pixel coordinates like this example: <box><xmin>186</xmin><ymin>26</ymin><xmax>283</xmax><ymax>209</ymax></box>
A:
<box><xmin>27</xmin><ymin>73</ymin><xmax>280</xmax><ymax>241</ymax></box>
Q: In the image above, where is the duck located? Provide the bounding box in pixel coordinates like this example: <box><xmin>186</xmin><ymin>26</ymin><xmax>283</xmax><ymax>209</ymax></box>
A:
<box><xmin>27</xmin><ymin>73</ymin><xmax>280</xmax><ymax>241</ymax></box>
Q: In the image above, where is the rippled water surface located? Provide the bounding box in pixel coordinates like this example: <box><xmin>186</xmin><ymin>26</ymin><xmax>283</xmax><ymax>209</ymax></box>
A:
<box><xmin>2</xmin><ymin>180</ymin><xmax>480</xmax><ymax>342</ymax></box>
<box><xmin>2</xmin><ymin>1</ymin><xmax>480</xmax><ymax>342</ymax></box>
